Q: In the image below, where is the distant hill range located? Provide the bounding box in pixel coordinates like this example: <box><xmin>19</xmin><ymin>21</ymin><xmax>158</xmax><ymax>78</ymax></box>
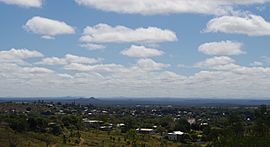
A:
<box><xmin>1</xmin><ymin>97</ymin><xmax>270</xmax><ymax>106</ymax></box>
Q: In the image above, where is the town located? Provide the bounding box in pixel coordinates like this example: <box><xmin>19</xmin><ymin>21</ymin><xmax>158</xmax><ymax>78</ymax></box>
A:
<box><xmin>0</xmin><ymin>98</ymin><xmax>269</xmax><ymax>147</ymax></box>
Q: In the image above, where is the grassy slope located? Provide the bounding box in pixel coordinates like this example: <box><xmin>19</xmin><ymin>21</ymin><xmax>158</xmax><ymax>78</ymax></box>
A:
<box><xmin>0</xmin><ymin>126</ymin><xmax>196</xmax><ymax>147</ymax></box>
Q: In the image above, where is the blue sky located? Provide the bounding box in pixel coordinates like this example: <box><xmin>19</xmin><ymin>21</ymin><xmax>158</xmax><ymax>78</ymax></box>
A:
<box><xmin>1</xmin><ymin>0</ymin><xmax>270</xmax><ymax>98</ymax></box>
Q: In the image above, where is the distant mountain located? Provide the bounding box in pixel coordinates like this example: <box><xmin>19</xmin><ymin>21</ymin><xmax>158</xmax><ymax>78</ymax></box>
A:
<box><xmin>94</xmin><ymin>97</ymin><xmax>270</xmax><ymax>106</ymax></box>
<box><xmin>72</xmin><ymin>97</ymin><xmax>103</xmax><ymax>105</ymax></box>
<box><xmin>0</xmin><ymin>97</ymin><xmax>270</xmax><ymax>106</ymax></box>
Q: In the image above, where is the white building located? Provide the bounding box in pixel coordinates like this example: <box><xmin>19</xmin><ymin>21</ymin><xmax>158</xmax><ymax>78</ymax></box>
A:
<box><xmin>167</xmin><ymin>131</ymin><xmax>184</xmax><ymax>141</ymax></box>
<box><xmin>136</xmin><ymin>128</ymin><xmax>155</xmax><ymax>134</ymax></box>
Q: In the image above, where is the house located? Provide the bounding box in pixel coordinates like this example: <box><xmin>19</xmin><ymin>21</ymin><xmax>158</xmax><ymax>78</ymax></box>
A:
<box><xmin>83</xmin><ymin>118</ymin><xmax>103</xmax><ymax>124</ymax></box>
<box><xmin>200</xmin><ymin>122</ymin><xmax>208</xmax><ymax>126</ymax></box>
<box><xmin>136</xmin><ymin>128</ymin><xmax>155</xmax><ymax>135</ymax></box>
<box><xmin>116</xmin><ymin>123</ymin><xmax>125</xmax><ymax>127</ymax></box>
<box><xmin>99</xmin><ymin>125</ymin><xmax>112</xmax><ymax>131</ymax></box>
<box><xmin>48</xmin><ymin>122</ymin><xmax>57</xmax><ymax>127</ymax></box>
<box><xmin>166</xmin><ymin>131</ymin><xmax>184</xmax><ymax>141</ymax></box>
<box><xmin>187</xmin><ymin>118</ymin><xmax>196</xmax><ymax>125</ymax></box>
<box><xmin>83</xmin><ymin>118</ymin><xmax>103</xmax><ymax>128</ymax></box>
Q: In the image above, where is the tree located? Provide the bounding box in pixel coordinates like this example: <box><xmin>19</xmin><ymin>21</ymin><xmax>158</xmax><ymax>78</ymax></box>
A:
<box><xmin>26</xmin><ymin>107</ymin><xmax>32</xmax><ymax>111</ymax></box>
<box><xmin>62</xmin><ymin>115</ymin><xmax>81</xmax><ymax>129</ymax></box>
<box><xmin>229</xmin><ymin>113</ymin><xmax>244</xmax><ymax>137</ymax></box>
<box><xmin>63</xmin><ymin>134</ymin><xmax>67</xmax><ymax>144</ymax></box>
<box><xmin>253</xmin><ymin>105</ymin><xmax>269</xmax><ymax>137</ymax></box>
<box><xmin>51</xmin><ymin>125</ymin><xmax>63</xmax><ymax>136</ymax></box>
<box><xmin>126</xmin><ymin>129</ymin><xmax>138</xmax><ymax>146</ymax></box>
<box><xmin>8</xmin><ymin>115</ymin><xmax>27</xmax><ymax>132</ymax></box>
<box><xmin>28</xmin><ymin>116</ymin><xmax>48</xmax><ymax>132</ymax></box>
<box><xmin>174</xmin><ymin>119</ymin><xmax>190</xmax><ymax>132</ymax></box>
<box><xmin>36</xmin><ymin>134</ymin><xmax>57</xmax><ymax>147</ymax></box>
<box><xmin>7</xmin><ymin>130</ymin><xmax>18</xmax><ymax>147</ymax></box>
<box><xmin>122</xmin><ymin>116</ymin><xmax>137</xmax><ymax>133</ymax></box>
<box><xmin>159</xmin><ymin>116</ymin><xmax>174</xmax><ymax>131</ymax></box>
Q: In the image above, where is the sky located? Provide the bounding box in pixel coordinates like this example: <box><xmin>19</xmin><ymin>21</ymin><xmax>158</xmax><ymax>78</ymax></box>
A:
<box><xmin>0</xmin><ymin>0</ymin><xmax>270</xmax><ymax>98</ymax></box>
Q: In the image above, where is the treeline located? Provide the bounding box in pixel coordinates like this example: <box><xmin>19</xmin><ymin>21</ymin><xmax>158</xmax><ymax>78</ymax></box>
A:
<box><xmin>4</xmin><ymin>114</ymin><xmax>82</xmax><ymax>135</ymax></box>
<box><xmin>204</xmin><ymin>105</ymin><xmax>270</xmax><ymax>146</ymax></box>
<box><xmin>1</xmin><ymin>113</ymin><xmax>83</xmax><ymax>146</ymax></box>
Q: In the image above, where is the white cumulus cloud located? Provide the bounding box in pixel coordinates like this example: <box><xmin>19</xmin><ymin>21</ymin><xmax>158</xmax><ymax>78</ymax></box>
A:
<box><xmin>0</xmin><ymin>48</ymin><xmax>43</xmax><ymax>64</ymax></box>
<box><xmin>136</xmin><ymin>58</ymin><xmax>170</xmax><ymax>71</ymax></box>
<box><xmin>64</xmin><ymin>63</ymin><xmax>125</xmax><ymax>73</ymax></box>
<box><xmin>75</xmin><ymin>0</ymin><xmax>270</xmax><ymax>15</ymax></box>
<box><xmin>250</xmin><ymin>61</ymin><xmax>263</xmax><ymax>66</ymax></box>
<box><xmin>0</xmin><ymin>0</ymin><xmax>43</xmax><ymax>8</ymax></box>
<box><xmin>36</xmin><ymin>54</ymin><xmax>100</xmax><ymax>65</ymax></box>
<box><xmin>24</xmin><ymin>16</ymin><xmax>75</xmax><ymax>39</ymax></box>
<box><xmin>80</xmin><ymin>23</ymin><xmax>177</xmax><ymax>45</ymax></box>
<box><xmin>22</xmin><ymin>67</ymin><xmax>54</xmax><ymax>74</ymax></box>
<box><xmin>205</xmin><ymin>14</ymin><xmax>270</xmax><ymax>36</ymax></box>
<box><xmin>121</xmin><ymin>45</ymin><xmax>164</xmax><ymax>58</ymax></box>
<box><xmin>198</xmin><ymin>40</ymin><xmax>245</xmax><ymax>56</ymax></box>
<box><xmin>80</xmin><ymin>43</ymin><xmax>105</xmax><ymax>50</ymax></box>
<box><xmin>195</xmin><ymin>56</ymin><xmax>235</xmax><ymax>69</ymax></box>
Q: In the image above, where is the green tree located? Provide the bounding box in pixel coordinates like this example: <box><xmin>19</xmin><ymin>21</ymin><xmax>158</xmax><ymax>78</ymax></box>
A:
<box><xmin>9</xmin><ymin>115</ymin><xmax>27</xmax><ymax>132</ymax></box>
<box><xmin>126</xmin><ymin>129</ymin><xmax>138</xmax><ymax>146</ymax></box>
<box><xmin>174</xmin><ymin>119</ymin><xmax>190</xmax><ymax>132</ymax></box>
